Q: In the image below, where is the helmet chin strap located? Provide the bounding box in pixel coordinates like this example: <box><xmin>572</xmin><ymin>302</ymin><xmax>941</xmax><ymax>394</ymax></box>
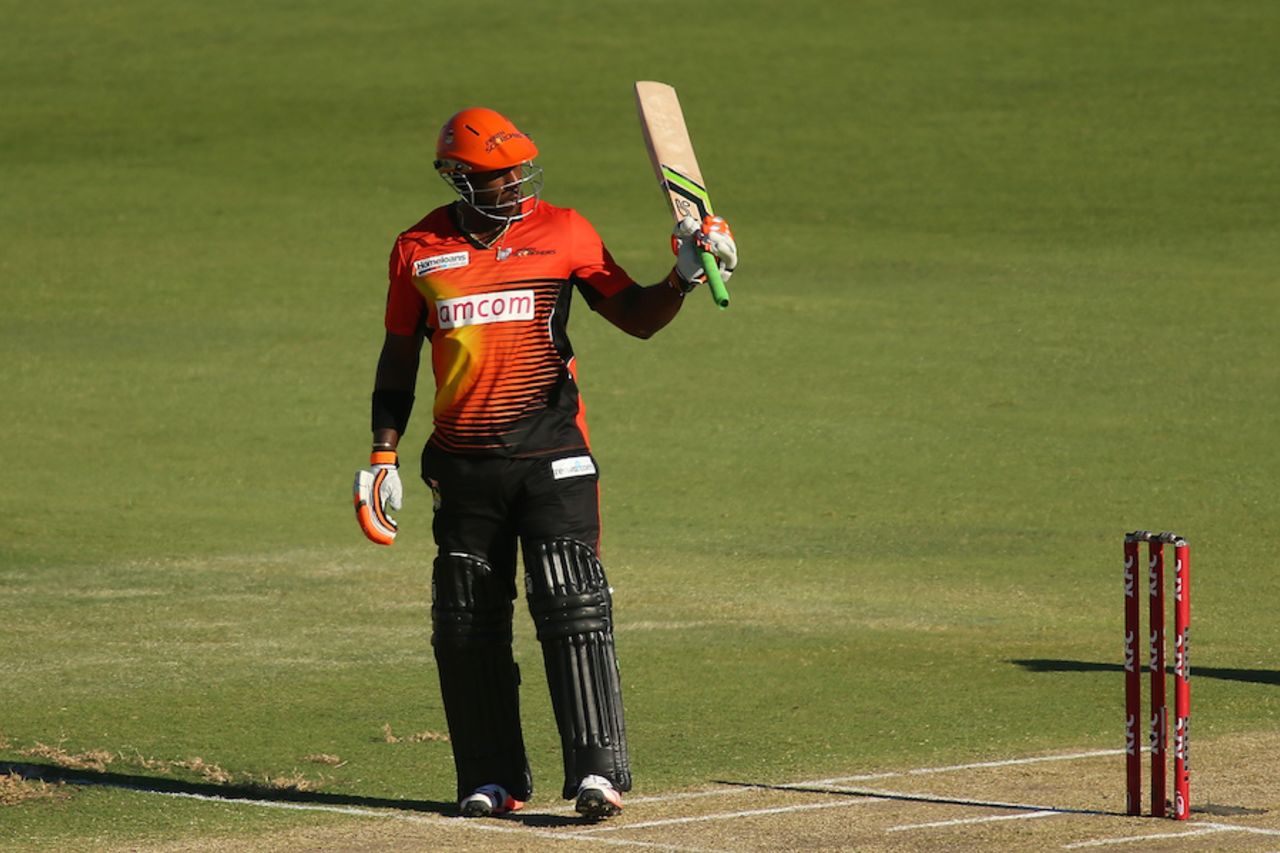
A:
<box><xmin>451</xmin><ymin>192</ymin><xmax>525</xmax><ymax>247</ymax></box>
<box><xmin>459</xmin><ymin>210</ymin><xmax>512</xmax><ymax>248</ymax></box>
<box><xmin>461</xmin><ymin>199</ymin><xmax>523</xmax><ymax>225</ymax></box>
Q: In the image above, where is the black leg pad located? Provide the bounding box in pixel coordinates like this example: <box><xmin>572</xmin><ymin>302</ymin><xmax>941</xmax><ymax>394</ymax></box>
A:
<box><xmin>432</xmin><ymin>552</ymin><xmax>532</xmax><ymax>801</ymax></box>
<box><xmin>524</xmin><ymin>538</ymin><xmax>631</xmax><ymax>798</ymax></box>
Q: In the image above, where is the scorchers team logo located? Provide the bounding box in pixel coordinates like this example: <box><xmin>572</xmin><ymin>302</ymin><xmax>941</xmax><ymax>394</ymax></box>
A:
<box><xmin>485</xmin><ymin>130</ymin><xmax>528</xmax><ymax>151</ymax></box>
<box><xmin>434</xmin><ymin>289</ymin><xmax>536</xmax><ymax>330</ymax></box>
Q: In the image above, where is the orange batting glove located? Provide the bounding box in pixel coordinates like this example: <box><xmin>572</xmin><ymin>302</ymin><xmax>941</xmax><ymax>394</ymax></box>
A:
<box><xmin>672</xmin><ymin>215</ymin><xmax>737</xmax><ymax>287</ymax></box>
<box><xmin>353</xmin><ymin>450</ymin><xmax>402</xmax><ymax>545</ymax></box>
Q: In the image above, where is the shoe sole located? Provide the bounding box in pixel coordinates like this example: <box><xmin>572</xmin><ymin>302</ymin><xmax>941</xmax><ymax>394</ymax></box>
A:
<box><xmin>575</xmin><ymin>790</ymin><xmax>622</xmax><ymax>820</ymax></box>
<box><xmin>460</xmin><ymin>801</ymin><xmax>494</xmax><ymax>818</ymax></box>
<box><xmin>460</xmin><ymin>796</ymin><xmax>524</xmax><ymax>818</ymax></box>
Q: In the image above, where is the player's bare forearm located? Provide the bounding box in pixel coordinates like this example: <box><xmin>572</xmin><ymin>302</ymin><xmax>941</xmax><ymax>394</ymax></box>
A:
<box><xmin>595</xmin><ymin>271</ymin><xmax>687</xmax><ymax>339</ymax></box>
<box><xmin>375</xmin><ymin>331</ymin><xmax>423</xmax><ymax>390</ymax></box>
<box><xmin>371</xmin><ymin>331</ymin><xmax>424</xmax><ymax>449</ymax></box>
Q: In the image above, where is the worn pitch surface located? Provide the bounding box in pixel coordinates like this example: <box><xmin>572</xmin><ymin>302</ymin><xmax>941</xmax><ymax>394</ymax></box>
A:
<box><xmin>89</xmin><ymin>731</ymin><xmax>1279</xmax><ymax>852</ymax></box>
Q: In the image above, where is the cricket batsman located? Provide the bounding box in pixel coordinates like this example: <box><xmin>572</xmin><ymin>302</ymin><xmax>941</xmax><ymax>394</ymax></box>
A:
<box><xmin>352</xmin><ymin>106</ymin><xmax>737</xmax><ymax>820</ymax></box>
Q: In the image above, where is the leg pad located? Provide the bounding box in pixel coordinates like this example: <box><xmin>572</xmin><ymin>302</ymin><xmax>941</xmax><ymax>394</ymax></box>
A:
<box><xmin>432</xmin><ymin>552</ymin><xmax>532</xmax><ymax>801</ymax></box>
<box><xmin>525</xmin><ymin>539</ymin><xmax>631</xmax><ymax>798</ymax></box>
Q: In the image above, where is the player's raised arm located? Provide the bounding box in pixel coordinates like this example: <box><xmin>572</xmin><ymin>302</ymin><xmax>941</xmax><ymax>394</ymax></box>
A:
<box><xmin>595</xmin><ymin>214</ymin><xmax>737</xmax><ymax>339</ymax></box>
<box><xmin>634</xmin><ymin>81</ymin><xmax>733</xmax><ymax>308</ymax></box>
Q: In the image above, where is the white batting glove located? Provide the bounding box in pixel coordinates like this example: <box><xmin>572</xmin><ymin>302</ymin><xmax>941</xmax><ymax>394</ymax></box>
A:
<box><xmin>672</xmin><ymin>215</ymin><xmax>737</xmax><ymax>288</ymax></box>
<box><xmin>353</xmin><ymin>450</ymin><xmax>402</xmax><ymax>545</ymax></box>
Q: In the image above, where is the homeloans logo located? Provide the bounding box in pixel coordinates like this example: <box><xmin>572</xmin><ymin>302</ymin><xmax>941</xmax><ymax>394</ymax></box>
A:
<box><xmin>436</xmin><ymin>289</ymin><xmax>536</xmax><ymax>329</ymax></box>
<box><xmin>413</xmin><ymin>252</ymin><xmax>470</xmax><ymax>277</ymax></box>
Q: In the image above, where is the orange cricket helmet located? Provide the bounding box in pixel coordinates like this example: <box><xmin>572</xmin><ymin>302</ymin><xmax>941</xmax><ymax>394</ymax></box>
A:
<box><xmin>434</xmin><ymin>107</ymin><xmax>544</xmax><ymax>224</ymax></box>
<box><xmin>434</xmin><ymin>107</ymin><xmax>539</xmax><ymax>174</ymax></box>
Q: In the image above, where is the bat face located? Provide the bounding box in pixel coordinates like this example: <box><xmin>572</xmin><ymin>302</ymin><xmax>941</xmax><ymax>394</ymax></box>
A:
<box><xmin>634</xmin><ymin>81</ymin><xmax>716</xmax><ymax>222</ymax></box>
<box><xmin>634</xmin><ymin>80</ymin><xmax>730</xmax><ymax>309</ymax></box>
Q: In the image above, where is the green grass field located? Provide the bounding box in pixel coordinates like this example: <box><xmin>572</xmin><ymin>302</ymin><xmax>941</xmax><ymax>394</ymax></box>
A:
<box><xmin>3</xmin><ymin>1</ymin><xmax>1278</xmax><ymax>848</ymax></box>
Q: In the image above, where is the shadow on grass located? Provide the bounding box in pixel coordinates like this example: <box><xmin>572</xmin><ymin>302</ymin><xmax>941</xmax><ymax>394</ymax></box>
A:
<box><xmin>0</xmin><ymin>760</ymin><xmax>453</xmax><ymax>814</ymax></box>
<box><xmin>0</xmin><ymin>761</ymin><xmax>589</xmax><ymax>827</ymax></box>
<box><xmin>1010</xmin><ymin>659</ymin><xmax>1280</xmax><ymax>687</ymax></box>
<box><xmin>711</xmin><ymin>780</ymin><xmax>1117</xmax><ymax>816</ymax></box>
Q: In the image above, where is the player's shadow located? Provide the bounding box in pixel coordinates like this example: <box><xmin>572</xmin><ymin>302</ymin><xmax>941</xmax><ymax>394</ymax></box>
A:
<box><xmin>0</xmin><ymin>760</ymin><xmax>453</xmax><ymax>813</ymax></box>
<box><xmin>0</xmin><ymin>761</ymin><xmax>589</xmax><ymax>828</ymax></box>
<box><xmin>1010</xmin><ymin>659</ymin><xmax>1280</xmax><ymax>686</ymax></box>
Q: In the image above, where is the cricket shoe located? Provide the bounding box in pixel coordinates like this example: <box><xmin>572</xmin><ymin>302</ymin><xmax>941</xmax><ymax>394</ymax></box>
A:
<box><xmin>459</xmin><ymin>784</ymin><xmax>524</xmax><ymax>818</ymax></box>
<box><xmin>574</xmin><ymin>774</ymin><xmax>623</xmax><ymax>820</ymax></box>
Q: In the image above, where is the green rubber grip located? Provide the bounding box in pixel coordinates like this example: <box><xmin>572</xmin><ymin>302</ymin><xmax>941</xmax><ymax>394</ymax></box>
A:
<box><xmin>700</xmin><ymin>250</ymin><xmax>730</xmax><ymax>309</ymax></box>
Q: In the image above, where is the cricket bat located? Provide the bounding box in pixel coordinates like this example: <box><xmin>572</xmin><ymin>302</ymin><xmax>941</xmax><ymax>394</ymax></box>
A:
<box><xmin>634</xmin><ymin>81</ymin><xmax>730</xmax><ymax>309</ymax></box>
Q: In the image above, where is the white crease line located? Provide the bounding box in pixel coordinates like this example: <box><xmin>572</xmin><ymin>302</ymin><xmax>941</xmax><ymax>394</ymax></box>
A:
<box><xmin>536</xmin><ymin>747</ymin><xmax>1126</xmax><ymax>816</ymax></box>
<box><xmin>102</xmin><ymin>790</ymin><xmax>729</xmax><ymax>853</ymax></box>
<box><xmin>1064</xmin><ymin>822</ymin><xmax>1280</xmax><ymax>849</ymax></box>
<box><xmin>546</xmin><ymin>747</ymin><xmax>1127</xmax><ymax>814</ymax></box>
<box><xmin>810</xmin><ymin>748</ymin><xmax>1124</xmax><ymax>785</ymax></box>
<box><xmin>543</xmin><ymin>787</ymin><xmax>753</xmax><ymax>813</ymax></box>
<box><xmin>1063</xmin><ymin>827</ymin><xmax>1232</xmax><ymax>848</ymax></box>
<box><xmin>773</xmin><ymin>783</ymin><xmax>1102</xmax><ymax>817</ymax></box>
<box><xmin>45</xmin><ymin>746</ymin><xmax>1135</xmax><ymax>849</ymax></box>
<box><xmin>577</xmin><ymin>798</ymin><xmax>885</xmax><ymax>833</ymax></box>
<box><xmin>1200</xmin><ymin>822</ymin><xmax>1280</xmax><ymax>837</ymax></box>
<box><xmin>135</xmin><ymin>777</ymin><xmax>1280</xmax><ymax>853</ymax></box>
<box><xmin>891</xmin><ymin>810</ymin><xmax>1059</xmax><ymax>831</ymax></box>
<box><xmin>154</xmin><ymin>792</ymin><xmax>438</xmax><ymax>821</ymax></box>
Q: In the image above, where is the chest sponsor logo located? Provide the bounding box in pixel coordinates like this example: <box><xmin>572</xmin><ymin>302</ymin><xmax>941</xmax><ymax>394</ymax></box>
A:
<box><xmin>496</xmin><ymin>246</ymin><xmax>557</xmax><ymax>262</ymax></box>
<box><xmin>551</xmin><ymin>455</ymin><xmax>597</xmax><ymax>480</ymax></box>
<box><xmin>413</xmin><ymin>251</ymin><xmax>470</xmax><ymax>277</ymax></box>
<box><xmin>435</xmin><ymin>289</ymin><xmax>536</xmax><ymax>329</ymax></box>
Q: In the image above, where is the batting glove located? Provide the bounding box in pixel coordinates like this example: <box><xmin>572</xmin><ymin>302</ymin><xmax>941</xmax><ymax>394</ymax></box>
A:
<box><xmin>353</xmin><ymin>450</ymin><xmax>402</xmax><ymax>545</ymax></box>
<box><xmin>672</xmin><ymin>215</ymin><xmax>737</xmax><ymax>289</ymax></box>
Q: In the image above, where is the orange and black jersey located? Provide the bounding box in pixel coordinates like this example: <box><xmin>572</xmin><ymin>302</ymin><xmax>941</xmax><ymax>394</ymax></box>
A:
<box><xmin>386</xmin><ymin>202</ymin><xmax>635</xmax><ymax>457</ymax></box>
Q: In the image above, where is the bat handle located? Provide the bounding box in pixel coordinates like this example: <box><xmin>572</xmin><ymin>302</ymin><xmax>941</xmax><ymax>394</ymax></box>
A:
<box><xmin>700</xmin><ymin>250</ymin><xmax>730</xmax><ymax>309</ymax></box>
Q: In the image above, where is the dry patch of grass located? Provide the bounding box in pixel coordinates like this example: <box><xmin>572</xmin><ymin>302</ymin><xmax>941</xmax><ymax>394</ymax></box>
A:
<box><xmin>0</xmin><ymin>772</ymin><xmax>69</xmax><ymax>806</ymax></box>
<box><xmin>162</xmin><ymin>758</ymin><xmax>326</xmax><ymax>793</ymax></box>
<box><xmin>171</xmin><ymin>757</ymin><xmax>235</xmax><ymax>785</ymax></box>
<box><xmin>19</xmin><ymin>742</ymin><xmax>115</xmax><ymax>772</ymax></box>
<box><xmin>381</xmin><ymin>723</ymin><xmax>449</xmax><ymax>744</ymax></box>
<box><xmin>127</xmin><ymin>751</ymin><xmax>177</xmax><ymax>774</ymax></box>
<box><xmin>260</xmin><ymin>772</ymin><xmax>321</xmax><ymax>793</ymax></box>
<box><xmin>3</xmin><ymin>737</ymin><xmax>331</xmax><ymax>800</ymax></box>
<box><xmin>159</xmin><ymin>757</ymin><xmax>329</xmax><ymax>793</ymax></box>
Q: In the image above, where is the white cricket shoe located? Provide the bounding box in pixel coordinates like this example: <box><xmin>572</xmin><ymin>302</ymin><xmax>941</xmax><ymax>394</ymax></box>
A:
<box><xmin>574</xmin><ymin>774</ymin><xmax>623</xmax><ymax>819</ymax></box>
<box><xmin>459</xmin><ymin>783</ymin><xmax>524</xmax><ymax>818</ymax></box>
